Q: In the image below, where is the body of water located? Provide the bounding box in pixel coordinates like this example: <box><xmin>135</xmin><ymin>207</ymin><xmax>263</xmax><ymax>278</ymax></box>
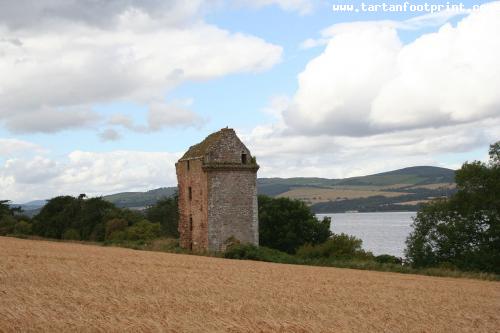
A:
<box><xmin>317</xmin><ymin>212</ymin><xmax>416</xmax><ymax>258</ymax></box>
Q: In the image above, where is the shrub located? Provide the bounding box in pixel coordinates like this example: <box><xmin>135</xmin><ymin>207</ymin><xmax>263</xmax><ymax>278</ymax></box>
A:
<box><xmin>125</xmin><ymin>220</ymin><xmax>161</xmax><ymax>241</ymax></box>
<box><xmin>105</xmin><ymin>218</ymin><xmax>128</xmax><ymax>240</ymax></box>
<box><xmin>375</xmin><ymin>254</ymin><xmax>402</xmax><ymax>265</ymax></box>
<box><xmin>13</xmin><ymin>221</ymin><xmax>32</xmax><ymax>235</ymax></box>
<box><xmin>107</xmin><ymin>230</ymin><xmax>126</xmax><ymax>241</ymax></box>
<box><xmin>296</xmin><ymin>233</ymin><xmax>371</xmax><ymax>260</ymax></box>
<box><xmin>62</xmin><ymin>228</ymin><xmax>80</xmax><ymax>240</ymax></box>
<box><xmin>0</xmin><ymin>215</ymin><xmax>16</xmax><ymax>235</ymax></box>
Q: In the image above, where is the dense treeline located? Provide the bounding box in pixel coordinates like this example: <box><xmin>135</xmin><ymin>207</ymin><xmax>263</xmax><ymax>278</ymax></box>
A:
<box><xmin>0</xmin><ymin>194</ymin><xmax>179</xmax><ymax>243</ymax></box>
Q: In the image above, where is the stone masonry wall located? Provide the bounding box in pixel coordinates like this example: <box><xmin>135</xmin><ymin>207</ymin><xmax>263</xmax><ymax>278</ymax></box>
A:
<box><xmin>207</xmin><ymin>169</ymin><xmax>258</xmax><ymax>252</ymax></box>
<box><xmin>176</xmin><ymin>158</ymin><xmax>208</xmax><ymax>251</ymax></box>
<box><xmin>205</xmin><ymin>128</ymin><xmax>251</xmax><ymax>165</ymax></box>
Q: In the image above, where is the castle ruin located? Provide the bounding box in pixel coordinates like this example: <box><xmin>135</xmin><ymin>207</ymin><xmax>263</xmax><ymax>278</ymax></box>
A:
<box><xmin>176</xmin><ymin>128</ymin><xmax>259</xmax><ymax>252</ymax></box>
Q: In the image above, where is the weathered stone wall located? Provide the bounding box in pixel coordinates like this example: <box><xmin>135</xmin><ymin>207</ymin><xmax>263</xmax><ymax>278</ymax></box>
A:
<box><xmin>176</xmin><ymin>158</ymin><xmax>208</xmax><ymax>251</ymax></box>
<box><xmin>205</xmin><ymin>128</ymin><xmax>251</xmax><ymax>164</ymax></box>
<box><xmin>206</xmin><ymin>168</ymin><xmax>258</xmax><ymax>252</ymax></box>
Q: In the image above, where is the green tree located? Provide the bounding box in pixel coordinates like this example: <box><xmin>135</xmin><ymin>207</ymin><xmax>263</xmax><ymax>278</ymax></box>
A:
<box><xmin>406</xmin><ymin>141</ymin><xmax>500</xmax><ymax>273</ymax></box>
<box><xmin>32</xmin><ymin>195</ymin><xmax>121</xmax><ymax>241</ymax></box>
<box><xmin>32</xmin><ymin>196</ymin><xmax>79</xmax><ymax>239</ymax></box>
<box><xmin>0</xmin><ymin>200</ymin><xmax>21</xmax><ymax>217</ymax></box>
<box><xmin>146</xmin><ymin>195</ymin><xmax>179</xmax><ymax>237</ymax></box>
<box><xmin>258</xmin><ymin>195</ymin><xmax>331</xmax><ymax>254</ymax></box>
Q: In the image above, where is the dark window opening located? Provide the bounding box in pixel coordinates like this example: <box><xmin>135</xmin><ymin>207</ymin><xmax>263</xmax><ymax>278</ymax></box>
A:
<box><xmin>241</xmin><ymin>153</ymin><xmax>247</xmax><ymax>164</ymax></box>
<box><xmin>188</xmin><ymin>187</ymin><xmax>192</xmax><ymax>200</ymax></box>
<box><xmin>187</xmin><ymin>160</ymin><xmax>190</xmax><ymax>171</ymax></box>
<box><xmin>189</xmin><ymin>216</ymin><xmax>193</xmax><ymax>231</ymax></box>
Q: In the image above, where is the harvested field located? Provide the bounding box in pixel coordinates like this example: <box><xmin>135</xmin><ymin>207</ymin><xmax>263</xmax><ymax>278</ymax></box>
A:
<box><xmin>1</xmin><ymin>237</ymin><xmax>499</xmax><ymax>332</ymax></box>
<box><xmin>277</xmin><ymin>187</ymin><xmax>408</xmax><ymax>204</ymax></box>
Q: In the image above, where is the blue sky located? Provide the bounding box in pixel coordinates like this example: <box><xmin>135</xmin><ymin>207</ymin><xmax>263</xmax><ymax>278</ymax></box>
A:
<box><xmin>1</xmin><ymin>0</ymin><xmax>499</xmax><ymax>202</ymax></box>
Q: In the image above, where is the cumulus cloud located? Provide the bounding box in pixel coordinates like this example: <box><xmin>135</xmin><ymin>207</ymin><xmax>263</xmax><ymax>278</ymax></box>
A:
<box><xmin>0</xmin><ymin>1</ymin><xmax>282</xmax><ymax>133</ymax></box>
<box><xmin>245</xmin><ymin>117</ymin><xmax>500</xmax><ymax>179</ymax></box>
<box><xmin>0</xmin><ymin>138</ymin><xmax>44</xmax><ymax>156</ymax></box>
<box><xmin>3</xmin><ymin>156</ymin><xmax>60</xmax><ymax>184</ymax></box>
<box><xmin>108</xmin><ymin>100</ymin><xmax>204</xmax><ymax>133</ymax></box>
<box><xmin>148</xmin><ymin>100</ymin><xmax>204</xmax><ymax>130</ymax></box>
<box><xmin>0</xmin><ymin>0</ymin><xmax>206</xmax><ymax>29</ymax></box>
<box><xmin>0</xmin><ymin>150</ymin><xmax>181</xmax><ymax>202</ymax></box>
<box><xmin>286</xmin><ymin>1</ymin><xmax>500</xmax><ymax>136</ymax></box>
<box><xmin>3</xmin><ymin>107</ymin><xmax>100</xmax><ymax>133</ymax></box>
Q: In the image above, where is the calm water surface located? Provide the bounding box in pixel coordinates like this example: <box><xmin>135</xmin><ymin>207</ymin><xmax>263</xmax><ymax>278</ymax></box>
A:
<box><xmin>317</xmin><ymin>212</ymin><xmax>416</xmax><ymax>258</ymax></box>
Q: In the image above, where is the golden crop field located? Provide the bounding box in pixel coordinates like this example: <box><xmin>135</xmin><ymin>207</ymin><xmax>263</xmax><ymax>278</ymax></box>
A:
<box><xmin>1</xmin><ymin>237</ymin><xmax>499</xmax><ymax>332</ymax></box>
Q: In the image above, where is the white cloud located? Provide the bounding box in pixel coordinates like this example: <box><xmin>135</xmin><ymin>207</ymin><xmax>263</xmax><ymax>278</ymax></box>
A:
<box><xmin>234</xmin><ymin>0</ymin><xmax>314</xmax><ymax>14</ymax></box>
<box><xmin>4</xmin><ymin>156</ymin><xmax>60</xmax><ymax>184</ymax></box>
<box><xmin>0</xmin><ymin>150</ymin><xmax>181</xmax><ymax>202</ymax></box>
<box><xmin>245</xmin><ymin>117</ymin><xmax>500</xmax><ymax>179</ymax></box>
<box><xmin>287</xmin><ymin>23</ymin><xmax>402</xmax><ymax>135</ymax></box>
<box><xmin>108</xmin><ymin>100</ymin><xmax>204</xmax><ymax>133</ymax></box>
<box><xmin>3</xmin><ymin>107</ymin><xmax>100</xmax><ymax>133</ymax></box>
<box><xmin>0</xmin><ymin>2</ymin><xmax>282</xmax><ymax>133</ymax></box>
<box><xmin>0</xmin><ymin>0</ymin><xmax>206</xmax><ymax>29</ymax></box>
<box><xmin>148</xmin><ymin>100</ymin><xmax>205</xmax><ymax>130</ymax></box>
<box><xmin>0</xmin><ymin>138</ymin><xmax>44</xmax><ymax>157</ymax></box>
<box><xmin>286</xmin><ymin>1</ymin><xmax>500</xmax><ymax>136</ymax></box>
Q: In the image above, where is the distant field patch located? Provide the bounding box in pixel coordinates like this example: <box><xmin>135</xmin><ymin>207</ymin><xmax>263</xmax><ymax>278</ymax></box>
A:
<box><xmin>408</xmin><ymin>183</ymin><xmax>456</xmax><ymax>190</ymax></box>
<box><xmin>277</xmin><ymin>187</ymin><xmax>409</xmax><ymax>204</ymax></box>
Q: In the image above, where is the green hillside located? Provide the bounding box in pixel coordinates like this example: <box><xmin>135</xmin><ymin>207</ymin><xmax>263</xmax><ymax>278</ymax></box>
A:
<box><xmin>257</xmin><ymin>166</ymin><xmax>455</xmax><ymax>196</ymax></box>
<box><xmin>336</xmin><ymin>166</ymin><xmax>455</xmax><ymax>186</ymax></box>
<box><xmin>103</xmin><ymin>187</ymin><xmax>177</xmax><ymax>208</ymax></box>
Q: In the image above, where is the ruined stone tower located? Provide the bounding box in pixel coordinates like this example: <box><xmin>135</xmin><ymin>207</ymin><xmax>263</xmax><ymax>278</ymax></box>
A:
<box><xmin>176</xmin><ymin>128</ymin><xmax>259</xmax><ymax>252</ymax></box>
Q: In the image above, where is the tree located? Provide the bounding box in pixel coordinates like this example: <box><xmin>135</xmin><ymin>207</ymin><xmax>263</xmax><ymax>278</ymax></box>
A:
<box><xmin>146</xmin><ymin>195</ymin><xmax>179</xmax><ymax>238</ymax></box>
<box><xmin>32</xmin><ymin>196</ymin><xmax>78</xmax><ymax>239</ymax></box>
<box><xmin>0</xmin><ymin>200</ymin><xmax>21</xmax><ymax>217</ymax></box>
<box><xmin>258</xmin><ymin>195</ymin><xmax>331</xmax><ymax>254</ymax></box>
<box><xmin>489</xmin><ymin>141</ymin><xmax>500</xmax><ymax>167</ymax></box>
<box><xmin>406</xmin><ymin>141</ymin><xmax>500</xmax><ymax>273</ymax></box>
<box><xmin>32</xmin><ymin>195</ymin><xmax>121</xmax><ymax>241</ymax></box>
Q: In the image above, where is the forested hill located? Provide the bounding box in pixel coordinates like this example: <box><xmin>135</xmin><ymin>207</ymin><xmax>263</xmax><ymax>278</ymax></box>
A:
<box><xmin>16</xmin><ymin>166</ymin><xmax>456</xmax><ymax>213</ymax></box>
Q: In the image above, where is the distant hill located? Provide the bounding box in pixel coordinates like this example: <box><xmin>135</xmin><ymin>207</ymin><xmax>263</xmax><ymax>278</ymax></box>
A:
<box><xmin>102</xmin><ymin>187</ymin><xmax>177</xmax><ymax>208</ymax></box>
<box><xmin>257</xmin><ymin>166</ymin><xmax>455</xmax><ymax>195</ymax></box>
<box><xmin>335</xmin><ymin>166</ymin><xmax>455</xmax><ymax>187</ymax></box>
<box><xmin>13</xmin><ymin>166</ymin><xmax>456</xmax><ymax>213</ymax></box>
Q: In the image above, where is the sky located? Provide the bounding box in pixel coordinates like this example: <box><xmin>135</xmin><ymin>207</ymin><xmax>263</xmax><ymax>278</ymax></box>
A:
<box><xmin>1</xmin><ymin>0</ymin><xmax>499</xmax><ymax>203</ymax></box>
